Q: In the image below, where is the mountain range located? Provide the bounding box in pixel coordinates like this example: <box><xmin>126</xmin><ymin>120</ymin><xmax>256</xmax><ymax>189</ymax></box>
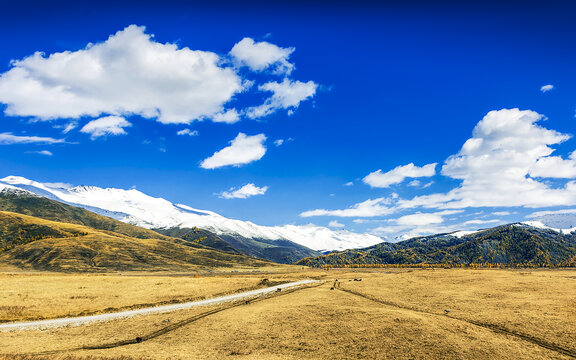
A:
<box><xmin>1</xmin><ymin>175</ymin><xmax>576</xmax><ymax>269</ymax></box>
<box><xmin>0</xmin><ymin>176</ymin><xmax>383</xmax><ymax>260</ymax></box>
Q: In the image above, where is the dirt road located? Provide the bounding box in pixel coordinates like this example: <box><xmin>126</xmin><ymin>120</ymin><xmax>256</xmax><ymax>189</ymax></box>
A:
<box><xmin>0</xmin><ymin>279</ymin><xmax>319</xmax><ymax>331</ymax></box>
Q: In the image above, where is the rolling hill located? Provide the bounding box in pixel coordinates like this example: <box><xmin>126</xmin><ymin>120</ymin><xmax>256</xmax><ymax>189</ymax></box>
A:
<box><xmin>0</xmin><ymin>211</ymin><xmax>272</xmax><ymax>271</ymax></box>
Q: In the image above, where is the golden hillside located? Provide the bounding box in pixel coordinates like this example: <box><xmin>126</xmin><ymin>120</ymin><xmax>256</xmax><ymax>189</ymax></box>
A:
<box><xmin>0</xmin><ymin>211</ymin><xmax>272</xmax><ymax>272</ymax></box>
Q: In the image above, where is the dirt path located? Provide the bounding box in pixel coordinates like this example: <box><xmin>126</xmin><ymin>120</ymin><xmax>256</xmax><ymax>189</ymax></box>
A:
<box><xmin>0</xmin><ymin>279</ymin><xmax>319</xmax><ymax>331</ymax></box>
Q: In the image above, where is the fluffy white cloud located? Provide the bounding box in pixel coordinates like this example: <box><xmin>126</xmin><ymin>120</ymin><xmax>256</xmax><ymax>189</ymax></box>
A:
<box><xmin>246</xmin><ymin>79</ymin><xmax>317</xmax><ymax>119</ymax></box>
<box><xmin>363</xmin><ymin>163</ymin><xmax>437</xmax><ymax>188</ymax></box>
<box><xmin>80</xmin><ymin>116</ymin><xmax>132</xmax><ymax>139</ymax></box>
<box><xmin>0</xmin><ymin>133</ymin><xmax>66</xmax><ymax>145</ymax></box>
<box><xmin>0</xmin><ymin>25</ymin><xmax>243</xmax><ymax>124</ymax></box>
<box><xmin>0</xmin><ymin>26</ymin><xmax>319</xmax><ymax>130</ymax></box>
<box><xmin>462</xmin><ymin>219</ymin><xmax>501</xmax><ymax>225</ymax></box>
<box><xmin>433</xmin><ymin>108</ymin><xmax>576</xmax><ymax>208</ymax></box>
<box><xmin>212</xmin><ymin>109</ymin><xmax>240</xmax><ymax>124</ymax></box>
<box><xmin>177</xmin><ymin>129</ymin><xmax>199</xmax><ymax>136</ymax></box>
<box><xmin>230</xmin><ymin>37</ymin><xmax>294</xmax><ymax>75</ymax></box>
<box><xmin>218</xmin><ymin>183</ymin><xmax>268</xmax><ymax>199</ymax></box>
<box><xmin>300</xmin><ymin>197</ymin><xmax>395</xmax><ymax>218</ymax></box>
<box><xmin>529</xmin><ymin>151</ymin><xmax>576</xmax><ymax>178</ymax></box>
<box><xmin>200</xmin><ymin>133</ymin><xmax>267</xmax><ymax>169</ymax></box>
<box><xmin>395</xmin><ymin>212</ymin><xmax>443</xmax><ymax>226</ymax></box>
<box><xmin>391</xmin><ymin>109</ymin><xmax>576</xmax><ymax>210</ymax></box>
<box><xmin>492</xmin><ymin>211</ymin><xmax>511</xmax><ymax>216</ymax></box>
<box><xmin>328</xmin><ymin>220</ymin><xmax>345</xmax><ymax>228</ymax></box>
<box><xmin>540</xmin><ymin>84</ymin><xmax>554</xmax><ymax>92</ymax></box>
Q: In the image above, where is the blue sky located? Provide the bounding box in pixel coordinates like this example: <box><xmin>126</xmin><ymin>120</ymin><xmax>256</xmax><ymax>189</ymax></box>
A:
<box><xmin>1</xmin><ymin>0</ymin><xmax>576</xmax><ymax>240</ymax></box>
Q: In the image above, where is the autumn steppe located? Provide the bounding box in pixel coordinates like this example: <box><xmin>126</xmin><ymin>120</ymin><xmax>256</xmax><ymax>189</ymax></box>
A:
<box><xmin>0</xmin><ymin>268</ymin><xmax>575</xmax><ymax>360</ymax></box>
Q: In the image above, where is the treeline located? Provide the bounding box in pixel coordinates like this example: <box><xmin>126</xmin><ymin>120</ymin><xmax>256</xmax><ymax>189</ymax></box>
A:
<box><xmin>318</xmin><ymin>261</ymin><xmax>576</xmax><ymax>270</ymax></box>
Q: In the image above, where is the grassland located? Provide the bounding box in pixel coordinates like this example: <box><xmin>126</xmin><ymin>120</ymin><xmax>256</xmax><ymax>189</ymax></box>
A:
<box><xmin>0</xmin><ymin>268</ymin><xmax>574</xmax><ymax>359</ymax></box>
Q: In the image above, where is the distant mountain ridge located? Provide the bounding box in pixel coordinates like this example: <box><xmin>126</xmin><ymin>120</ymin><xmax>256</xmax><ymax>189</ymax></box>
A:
<box><xmin>0</xmin><ymin>176</ymin><xmax>383</xmax><ymax>253</ymax></box>
<box><xmin>296</xmin><ymin>224</ymin><xmax>576</xmax><ymax>267</ymax></box>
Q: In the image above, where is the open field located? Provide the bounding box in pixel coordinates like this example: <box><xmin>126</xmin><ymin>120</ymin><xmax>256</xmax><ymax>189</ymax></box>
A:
<box><xmin>0</xmin><ymin>268</ymin><xmax>574</xmax><ymax>359</ymax></box>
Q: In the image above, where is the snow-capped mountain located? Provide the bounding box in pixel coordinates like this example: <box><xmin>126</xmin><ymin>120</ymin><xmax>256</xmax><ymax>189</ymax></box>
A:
<box><xmin>0</xmin><ymin>176</ymin><xmax>383</xmax><ymax>252</ymax></box>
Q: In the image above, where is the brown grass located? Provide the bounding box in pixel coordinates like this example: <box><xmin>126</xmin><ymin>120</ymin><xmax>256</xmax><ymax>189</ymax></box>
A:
<box><xmin>0</xmin><ymin>268</ymin><xmax>574</xmax><ymax>359</ymax></box>
<box><xmin>0</xmin><ymin>271</ymin><xmax>306</xmax><ymax>322</ymax></box>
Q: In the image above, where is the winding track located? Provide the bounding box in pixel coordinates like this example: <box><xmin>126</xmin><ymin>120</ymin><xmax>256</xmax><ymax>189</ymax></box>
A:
<box><xmin>0</xmin><ymin>279</ymin><xmax>319</xmax><ymax>331</ymax></box>
<box><xmin>335</xmin><ymin>284</ymin><xmax>576</xmax><ymax>359</ymax></box>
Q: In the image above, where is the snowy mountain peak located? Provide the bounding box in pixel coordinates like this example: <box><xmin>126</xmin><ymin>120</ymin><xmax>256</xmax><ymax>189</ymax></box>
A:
<box><xmin>69</xmin><ymin>185</ymin><xmax>104</xmax><ymax>193</ymax></box>
<box><xmin>0</xmin><ymin>175</ymin><xmax>384</xmax><ymax>252</ymax></box>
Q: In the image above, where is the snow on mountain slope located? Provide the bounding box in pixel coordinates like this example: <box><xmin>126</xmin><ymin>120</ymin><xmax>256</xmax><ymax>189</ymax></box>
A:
<box><xmin>520</xmin><ymin>220</ymin><xmax>576</xmax><ymax>235</ymax></box>
<box><xmin>0</xmin><ymin>176</ymin><xmax>383</xmax><ymax>251</ymax></box>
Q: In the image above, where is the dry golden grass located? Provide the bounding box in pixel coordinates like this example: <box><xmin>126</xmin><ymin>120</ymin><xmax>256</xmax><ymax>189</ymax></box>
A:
<box><xmin>0</xmin><ymin>271</ymin><xmax>308</xmax><ymax>322</ymax></box>
<box><xmin>0</xmin><ymin>211</ymin><xmax>273</xmax><ymax>271</ymax></box>
<box><xmin>0</xmin><ymin>268</ymin><xmax>574</xmax><ymax>359</ymax></box>
<box><xmin>333</xmin><ymin>268</ymin><xmax>576</xmax><ymax>354</ymax></box>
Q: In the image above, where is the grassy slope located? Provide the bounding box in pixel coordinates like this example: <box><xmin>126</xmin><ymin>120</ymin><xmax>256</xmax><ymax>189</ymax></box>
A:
<box><xmin>0</xmin><ymin>211</ymin><xmax>272</xmax><ymax>272</ymax></box>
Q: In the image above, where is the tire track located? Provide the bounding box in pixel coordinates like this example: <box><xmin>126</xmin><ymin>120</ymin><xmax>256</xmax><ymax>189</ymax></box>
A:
<box><xmin>336</xmin><ymin>285</ymin><xmax>576</xmax><ymax>359</ymax></box>
<box><xmin>0</xmin><ymin>279</ymin><xmax>318</xmax><ymax>331</ymax></box>
<box><xmin>32</xmin><ymin>281</ymin><xmax>324</xmax><ymax>355</ymax></box>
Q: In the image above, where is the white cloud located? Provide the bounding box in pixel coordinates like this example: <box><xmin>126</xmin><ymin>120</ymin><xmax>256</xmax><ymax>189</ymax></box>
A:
<box><xmin>363</xmin><ymin>163</ymin><xmax>437</xmax><ymax>188</ymax></box>
<box><xmin>492</xmin><ymin>211</ymin><xmax>511</xmax><ymax>216</ymax></box>
<box><xmin>0</xmin><ymin>25</ymin><xmax>243</xmax><ymax>124</ymax></box>
<box><xmin>433</xmin><ymin>108</ymin><xmax>576</xmax><ymax>208</ymax></box>
<box><xmin>328</xmin><ymin>220</ymin><xmax>345</xmax><ymax>228</ymax></box>
<box><xmin>0</xmin><ymin>133</ymin><xmax>66</xmax><ymax>145</ymax></box>
<box><xmin>526</xmin><ymin>208</ymin><xmax>576</xmax><ymax>218</ymax></box>
<box><xmin>300</xmin><ymin>197</ymin><xmax>394</xmax><ymax>218</ymax></box>
<box><xmin>462</xmin><ymin>219</ymin><xmax>501</xmax><ymax>225</ymax></box>
<box><xmin>246</xmin><ymin>79</ymin><xmax>317</xmax><ymax>119</ymax></box>
<box><xmin>53</xmin><ymin>121</ymin><xmax>77</xmax><ymax>134</ymax></box>
<box><xmin>177</xmin><ymin>129</ymin><xmax>199</xmax><ymax>136</ymax></box>
<box><xmin>529</xmin><ymin>151</ymin><xmax>576</xmax><ymax>178</ymax></box>
<box><xmin>395</xmin><ymin>213</ymin><xmax>444</xmax><ymax>226</ymax></box>
<box><xmin>230</xmin><ymin>37</ymin><xmax>294</xmax><ymax>75</ymax></box>
<box><xmin>218</xmin><ymin>183</ymin><xmax>268</xmax><ymax>199</ymax></box>
<box><xmin>200</xmin><ymin>133</ymin><xmax>267</xmax><ymax>169</ymax></box>
<box><xmin>36</xmin><ymin>150</ymin><xmax>53</xmax><ymax>156</ymax></box>
<box><xmin>274</xmin><ymin>137</ymin><xmax>293</xmax><ymax>147</ymax></box>
<box><xmin>540</xmin><ymin>84</ymin><xmax>554</xmax><ymax>92</ymax></box>
<box><xmin>80</xmin><ymin>116</ymin><xmax>132</xmax><ymax>139</ymax></box>
<box><xmin>212</xmin><ymin>109</ymin><xmax>240</xmax><ymax>124</ymax></box>
<box><xmin>344</xmin><ymin>182</ymin><xmax>354</xmax><ymax>187</ymax></box>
